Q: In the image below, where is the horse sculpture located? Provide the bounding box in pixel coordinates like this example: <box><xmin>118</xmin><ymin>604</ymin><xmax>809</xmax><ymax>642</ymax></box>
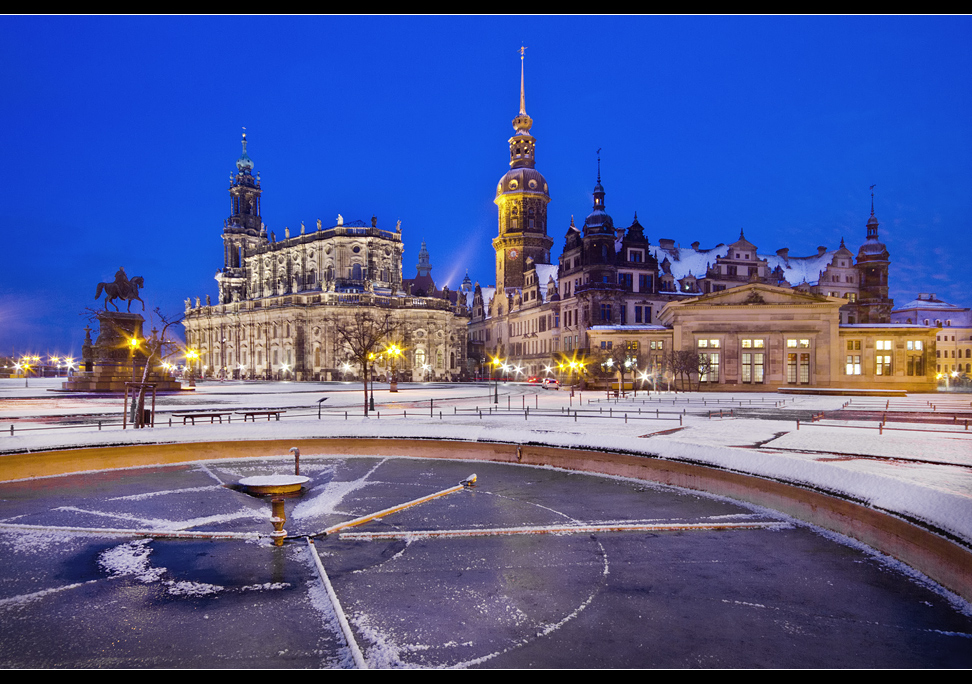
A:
<box><xmin>95</xmin><ymin>275</ymin><xmax>145</xmax><ymax>312</ymax></box>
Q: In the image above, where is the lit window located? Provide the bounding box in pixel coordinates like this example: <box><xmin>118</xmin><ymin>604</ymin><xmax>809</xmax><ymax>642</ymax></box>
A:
<box><xmin>700</xmin><ymin>352</ymin><xmax>720</xmax><ymax>382</ymax></box>
<box><xmin>742</xmin><ymin>352</ymin><xmax>764</xmax><ymax>383</ymax></box>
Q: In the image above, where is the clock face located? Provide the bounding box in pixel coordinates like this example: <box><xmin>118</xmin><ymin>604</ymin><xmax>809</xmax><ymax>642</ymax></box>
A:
<box><xmin>508</xmin><ymin>249</ymin><xmax>519</xmax><ymax>260</ymax></box>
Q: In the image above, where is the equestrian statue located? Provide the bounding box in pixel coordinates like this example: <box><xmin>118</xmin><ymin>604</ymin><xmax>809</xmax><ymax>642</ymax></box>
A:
<box><xmin>95</xmin><ymin>267</ymin><xmax>146</xmax><ymax>312</ymax></box>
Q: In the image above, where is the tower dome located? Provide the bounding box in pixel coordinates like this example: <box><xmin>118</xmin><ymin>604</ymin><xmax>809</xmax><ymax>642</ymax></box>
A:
<box><xmin>236</xmin><ymin>131</ymin><xmax>254</xmax><ymax>174</ymax></box>
<box><xmin>582</xmin><ymin>157</ymin><xmax>614</xmax><ymax>236</ymax></box>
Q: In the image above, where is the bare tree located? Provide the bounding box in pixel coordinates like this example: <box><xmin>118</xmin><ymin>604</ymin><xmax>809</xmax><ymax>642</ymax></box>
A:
<box><xmin>596</xmin><ymin>341</ymin><xmax>640</xmax><ymax>396</ymax></box>
<box><xmin>666</xmin><ymin>349</ymin><xmax>702</xmax><ymax>392</ymax></box>
<box><xmin>133</xmin><ymin>309</ymin><xmax>184</xmax><ymax>427</ymax></box>
<box><xmin>334</xmin><ymin>311</ymin><xmax>401</xmax><ymax>415</ymax></box>
<box><xmin>695</xmin><ymin>353</ymin><xmax>714</xmax><ymax>391</ymax></box>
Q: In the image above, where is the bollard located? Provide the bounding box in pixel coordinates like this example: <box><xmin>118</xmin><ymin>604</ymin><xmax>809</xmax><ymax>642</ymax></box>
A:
<box><xmin>270</xmin><ymin>498</ymin><xmax>286</xmax><ymax>547</ymax></box>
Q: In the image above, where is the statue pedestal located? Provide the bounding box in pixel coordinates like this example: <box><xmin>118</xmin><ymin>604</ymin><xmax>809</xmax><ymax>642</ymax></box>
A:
<box><xmin>62</xmin><ymin>312</ymin><xmax>183</xmax><ymax>392</ymax></box>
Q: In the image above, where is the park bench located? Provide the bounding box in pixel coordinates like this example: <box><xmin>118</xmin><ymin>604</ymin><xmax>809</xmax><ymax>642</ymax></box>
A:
<box><xmin>235</xmin><ymin>410</ymin><xmax>286</xmax><ymax>422</ymax></box>
<box><xmin>171</xmin><ymin>412</ymin><xmax>234</xmax><ymax>425</ymax></box>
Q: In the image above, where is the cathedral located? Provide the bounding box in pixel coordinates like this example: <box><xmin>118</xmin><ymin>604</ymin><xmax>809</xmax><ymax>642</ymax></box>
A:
<box><xmin>183</xmin><ymin>133</ymin><xmax>470</xmax><ymax>381</ymax></box>
<box><xmin>468</xmin><ymin>54</ymin><xmax>935</xmax><ymax>392</ymax></box>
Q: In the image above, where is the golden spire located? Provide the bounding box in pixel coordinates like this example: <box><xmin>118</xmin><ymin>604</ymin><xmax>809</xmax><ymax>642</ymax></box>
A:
<box><xmin>518</xmin><ymin>45</ymin><xmax>528</xmax><ymax>116</ymax></box>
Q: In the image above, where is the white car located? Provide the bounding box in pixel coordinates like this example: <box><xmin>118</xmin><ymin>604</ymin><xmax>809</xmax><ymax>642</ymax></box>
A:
<box><xmin>541</xmin><ymin>377</ymin><xmax>560</xmax><ymax>389</ymax></box>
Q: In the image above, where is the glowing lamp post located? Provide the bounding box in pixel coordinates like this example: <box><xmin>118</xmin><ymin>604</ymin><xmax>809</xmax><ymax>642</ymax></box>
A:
<box><xmin>368</xmin><ymin>352</ymin><xmax>377</xmax><ymax>411</ymax></box>
<box><xmin>185</xmin><ymin>349</ymin><xmax>199</xmax><ymax>387</ymax></box>
<box><xmin>491</xmin><ymin>356</ymin><xmax>504</xmax><ymax>404</ymax></box>
<box><xmin>128</xmin><ymin>337</ymin><xmax>140</xmax><ymax>383</ymax></box>
<box><xmin>386</xmin><ymin>344</ymin><xmax>403</xmax><ymax>393</ymax></box>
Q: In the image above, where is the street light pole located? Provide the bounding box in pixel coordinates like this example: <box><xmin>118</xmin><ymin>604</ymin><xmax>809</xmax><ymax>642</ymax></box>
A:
<box><xmin>369</xmin><ymin>353</ymin><xmax>376</xmax><ymax>412</ymax></box>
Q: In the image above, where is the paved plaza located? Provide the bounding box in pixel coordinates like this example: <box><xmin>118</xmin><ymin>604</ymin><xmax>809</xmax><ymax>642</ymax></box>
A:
<box><xmin>1</xmin><ymin>380</ymin><xmax>970</xmax><ymax>668</ymax></box>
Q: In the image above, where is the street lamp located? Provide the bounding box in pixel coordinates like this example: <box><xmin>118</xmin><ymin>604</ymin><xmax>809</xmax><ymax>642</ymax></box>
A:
<box><xmin>368</xmin><ymin>352</ymin><xmax>377</xmax><ymax>411</ymax></box>
<box><xmin>185</xmin><ymin>349</ymin><xmax>199</xmax><ymax>387</ymax></box>
<box><xmin>16</xmin><ymin>359</ymin><xmax>31</xmax><ymax>387</ymax></box>
<box><xmin>385</xmin><ymin>343</ymin><xmax>403</xmax><ymax>393</ymax></box>
<box><xmin>491</xmin><ymin>356</ymin><xmax>504</xmax><ymax>404</ymax></box>
<box><xmin>128</xmin><ymin>336</ymin><xmax>140</xmax><ymax>383</ymax></box>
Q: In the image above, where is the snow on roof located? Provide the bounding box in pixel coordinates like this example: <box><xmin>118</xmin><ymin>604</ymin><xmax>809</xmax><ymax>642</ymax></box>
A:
<box><xmin>479</xmin><ymin>286</ymin><xmax>496</xmax><ymax>318</ymax></box>
<box><xmin>534</xmin><ymin>263</ymin><xmax>559</xmax><ymax>290</ymax></box>
<box><xmin>894</xmin><ymin>297</ymin><xmax>967</xmax><ymax>311</ymax></box>
<box><xmin>651</xmin><ymin>244</ymin><xmax>728</xmax><ymax>280</ymax></box>
<box><xmin>651</xmin><ymin>243</ymin><xmax>839</xmax><ymax>286</ymax></box>
<box><xmin>763</xmin><ymin>250</ymin><xmax>835</xmax><ymax>286</ymax></box>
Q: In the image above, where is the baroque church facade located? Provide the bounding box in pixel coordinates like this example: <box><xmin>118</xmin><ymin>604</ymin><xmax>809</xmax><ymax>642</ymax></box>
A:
<box><xmin>183</xmin><ymin>134</ymin><xmax>470</xmax><ymax>381</ymax></box>
<box><xmin>468</xmin><ymin>57</ymin><xmax>935</xmax><ymax>392</ymax></box>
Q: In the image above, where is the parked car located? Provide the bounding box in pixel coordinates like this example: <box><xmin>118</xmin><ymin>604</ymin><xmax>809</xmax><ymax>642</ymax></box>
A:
<box><xmin>542</xmin><ymin>377</ymin><xmax>560</xmax><ymax>389</ymax></box>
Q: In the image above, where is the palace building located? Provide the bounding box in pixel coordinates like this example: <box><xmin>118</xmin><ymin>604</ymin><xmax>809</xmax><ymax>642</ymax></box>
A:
<box><xmin>183</xmin><ymin>134</ymin><xmax>470</xmax><ymax>381</ymax></box>
<box><xmin>468</xmin><ymin>55</ymin><xmax>936</xmax><ymax>392</ymax></box>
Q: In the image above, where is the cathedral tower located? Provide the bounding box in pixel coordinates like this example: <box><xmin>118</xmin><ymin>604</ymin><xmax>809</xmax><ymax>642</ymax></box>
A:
<box><xmin>492</xmin><ymin>48</ymin><xmax>553</xmax><ymax>292</ymax></box>
<box><xmin>217</xmin><ymin>130</ymin><xmax>266</xmax><ymax>304</ymax></box>
<box><xmin>855</xmin><ymin>188</ymin><xmax>892</xmax><ymax>323</ymax></box>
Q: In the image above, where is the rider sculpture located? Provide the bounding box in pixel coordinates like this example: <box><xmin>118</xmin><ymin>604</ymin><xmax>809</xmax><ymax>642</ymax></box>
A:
<box><xmin>95</xmin><ymin>267</ymin><xmax>146</xmax><ymax>312</ymax></box>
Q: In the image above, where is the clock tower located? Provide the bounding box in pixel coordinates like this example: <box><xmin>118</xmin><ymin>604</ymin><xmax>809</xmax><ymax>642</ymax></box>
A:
<box><xmin>493</xmin><ymin>48</ymin><xmax>553</xmax><ymax>292</ymax></box>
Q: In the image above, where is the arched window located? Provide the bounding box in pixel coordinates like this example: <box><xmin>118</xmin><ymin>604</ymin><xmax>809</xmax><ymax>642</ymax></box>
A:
<box><xmin>351</xmin><ymin>263</ymin><xmax>362</xmax><ymax>280</ymax></box>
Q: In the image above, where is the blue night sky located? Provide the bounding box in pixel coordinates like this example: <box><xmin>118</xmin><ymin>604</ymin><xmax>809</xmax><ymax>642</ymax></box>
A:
<box><xmin>2</xmin><ymin>16</ymin><xmax>970</xmax><ymax>357</ymax></box>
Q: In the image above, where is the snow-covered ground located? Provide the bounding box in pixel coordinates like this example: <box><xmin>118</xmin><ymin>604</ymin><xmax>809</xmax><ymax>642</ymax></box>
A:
<box><xmin>2</xmin><ymin>378</ymin><xmax>971</xmax><ymax>546</ymax></box>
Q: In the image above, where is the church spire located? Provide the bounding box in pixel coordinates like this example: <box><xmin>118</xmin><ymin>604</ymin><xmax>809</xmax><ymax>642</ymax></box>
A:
<box><xmin>866</xmin><ymin>184</ymin><xmax>880</xmax><ymax>240</ymax></box>
<box><xmin>593</xmin><ymin>150</ymin><xmax>605</xmax><ymax>208</ymax></box>
<box><xmin>416</xmin><ymin>240</ymin><xmax>432</xmax><ymax>277</ymax></box>
<box><xmin>510</xmin><ymin>46</ymin><xmax>535</xmax><ymax>160</ymax></box>
<box><xmin>519</xmin><ymin>45</ymin><xmax>527</xmax><ymax>116</ymax></box>
<box><xmin>236</xmin><ymin>127</ymin><xmax>254</xmax><ymax>175</ymax></box>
